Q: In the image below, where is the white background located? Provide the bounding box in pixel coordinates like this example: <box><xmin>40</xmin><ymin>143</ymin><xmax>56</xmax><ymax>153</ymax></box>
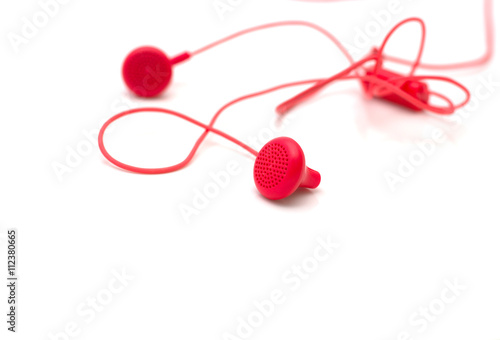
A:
<box><xmin>0</xmin><ymin>0</ymin><xmax>499</xmax><ymax>339</ymax></box>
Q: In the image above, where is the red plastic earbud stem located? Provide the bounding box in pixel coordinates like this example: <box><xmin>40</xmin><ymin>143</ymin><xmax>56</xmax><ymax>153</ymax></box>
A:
<box><xmin>170</xmin><ymin>52</ymin><xmax>191</xmax><ymax>65</ymax></box>
<box><xmin>300</xmin><ymin>168</ymin><xmax>321</xmax><ymax>189</ymax></box>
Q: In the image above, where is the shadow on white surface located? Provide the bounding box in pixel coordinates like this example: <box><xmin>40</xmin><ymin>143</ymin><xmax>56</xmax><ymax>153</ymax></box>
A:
<box><xmin>264</xmin><ymin>187</ymin><xmax>322</xmax><ymax>208</ymax></box>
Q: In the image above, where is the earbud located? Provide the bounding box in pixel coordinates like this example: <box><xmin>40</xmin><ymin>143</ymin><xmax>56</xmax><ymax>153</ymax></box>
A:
<box><xmin>122</xmin><ymin>46</ymin><xmax>190</xmax><ymax>98</ymax></box>
<box><xmin>102</xmin><ymin>16</ymin><xmax>486</xmax><ymax>203</ymax></box>
<box><xmin>99</xmin><ymin>109</ymin><xmax>322</xmax><ymax>202</ymax></box>
<box><xmin>254</xmin><ymin>137</ymin><xmax>321</xmax><ymax>200</ymax></box>
<box><xmin>120</xmin><ymin>21</ymin><xmax>362</xmax><ymax>98</ymax></box>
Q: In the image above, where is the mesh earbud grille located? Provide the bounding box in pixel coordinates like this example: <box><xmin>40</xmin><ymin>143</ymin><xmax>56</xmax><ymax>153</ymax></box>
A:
<box><xmin>254</xmin><ymin>143</ymin><xmax>289</xmax><ymax>189</ymax></box>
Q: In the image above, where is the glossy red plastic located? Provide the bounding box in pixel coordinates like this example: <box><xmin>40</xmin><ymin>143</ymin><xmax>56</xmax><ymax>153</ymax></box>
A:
<box><xmin>362</xmin><ymin>66</ymin><xmax>429</xmax><ymax>111</ymax></box>
<box><xmin>122</xmin><ymin>46</ymin><xmax>173</xmax><ymax>97</ymax></box>
<box><xmin>254</xmin><ymin>137</ymin><xmax>321</xmax><ymax>200</ymax></box>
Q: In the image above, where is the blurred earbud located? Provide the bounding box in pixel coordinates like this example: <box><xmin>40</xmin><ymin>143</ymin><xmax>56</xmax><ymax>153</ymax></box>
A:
<box><xmin>122</xmin><ymin>46</ymin><xmax>190</xmax><ymax>98</ymax></box>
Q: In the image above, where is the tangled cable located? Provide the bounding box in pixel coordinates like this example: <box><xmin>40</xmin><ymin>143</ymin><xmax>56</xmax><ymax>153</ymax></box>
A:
<box><xmin>99</xmin><ymin>2</ymin><xmax>493</xmax><ymax>177</ymax></box>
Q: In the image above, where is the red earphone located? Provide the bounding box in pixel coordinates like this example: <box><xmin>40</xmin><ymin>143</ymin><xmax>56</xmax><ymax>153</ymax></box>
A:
<box><xmin>100</xmin><ymin>2</ymin><xmax>493</xmax><ymax>201</ymax></box>
<box><xmin>98</xmin><ymin>107</ymin><xmax>320</xmax><ymax>200</ymax></box>
<box><xmin>121</xmin><ymin>21</ymin><xmax>352</xmax><ymax>99</ymax></box>
<box><xmin>120</xmin><ymin>0</ymin><xmax>493</xmax><ymax>114</ymax></box>
<box><xmin>254</xmin><ymin>137</ymin><xmax>320</xmax><ymax>200</ymax></box>
<box><xmin>122</xmin><ymin>46</ymin><xmax>190</xmax><ymax>98</ymax></box>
